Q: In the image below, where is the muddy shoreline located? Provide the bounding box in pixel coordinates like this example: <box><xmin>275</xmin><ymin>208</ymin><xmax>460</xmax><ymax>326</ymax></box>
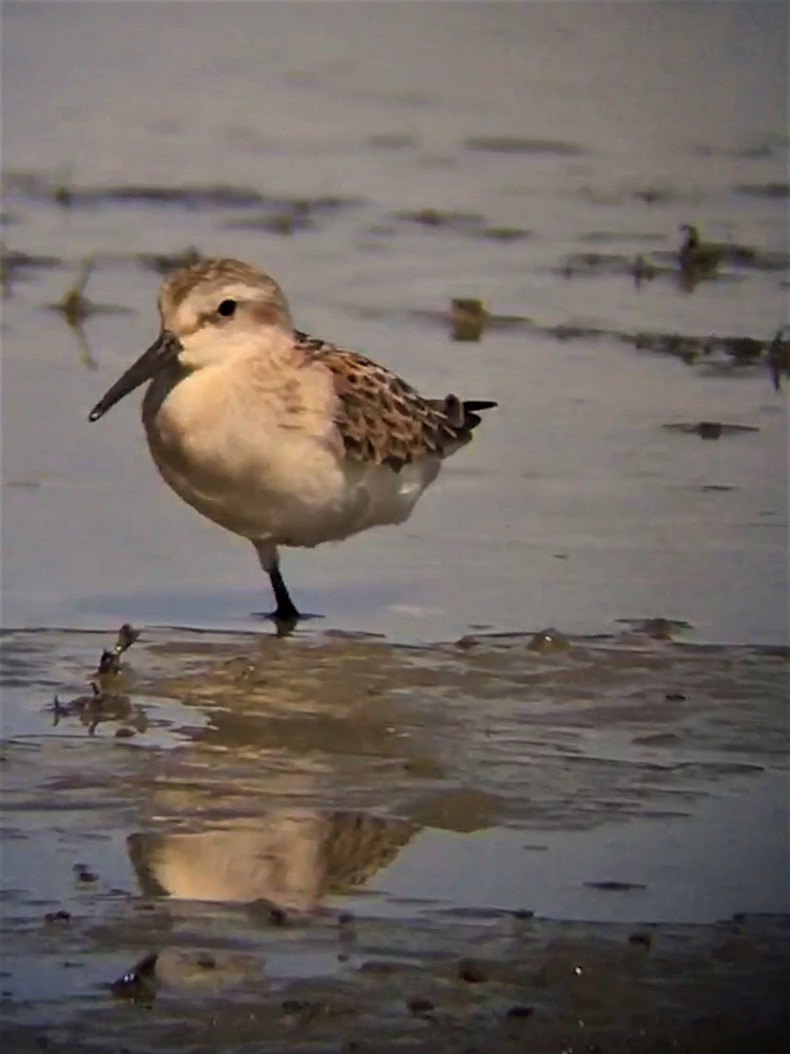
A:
<box><xmin>2</xmin><ymin>625</ymin><xmax>788</xmax><ymax>1051</ymax></box>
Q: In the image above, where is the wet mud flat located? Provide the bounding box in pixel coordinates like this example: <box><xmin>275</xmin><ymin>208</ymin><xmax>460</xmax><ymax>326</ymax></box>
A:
<box><xmin>1</xmin><ymin>625</ymin><xmax>788</xmax><ymax>1052</ymax></box>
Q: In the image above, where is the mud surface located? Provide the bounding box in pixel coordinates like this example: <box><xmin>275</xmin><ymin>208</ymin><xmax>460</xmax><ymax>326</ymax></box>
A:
<box><xmin>1</xmin><ymin>625</ymin><xmax>789</xmax><ymax>1051</ymax></box>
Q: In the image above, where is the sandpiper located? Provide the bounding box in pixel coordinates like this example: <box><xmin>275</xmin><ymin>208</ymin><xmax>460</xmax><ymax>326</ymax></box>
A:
<box><xmin>89</xmin><ymin>259</ymin><xmax>496</xmax><ymax>623</ymax></box>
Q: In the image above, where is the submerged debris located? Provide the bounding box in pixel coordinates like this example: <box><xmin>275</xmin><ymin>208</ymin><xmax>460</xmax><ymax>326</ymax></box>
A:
<box><xmin>407</xmin><ymin>995</ymin><xmax>435</xmax><ymax>1015</ymax></box>
<box><xmin>633</xmin><ymin>186</ymin><xmax>679</xmax><ymax>205</ymax></box>
<box><xmin>629</xmin><ymin>931</ymin><xmax>652</xmax><ymax>948</ymax></box>
<box><xmin>137</xmin><ymin>245</ymin><xmax>202</xmax><ymax>275</ymax></box>
<box><xmin>368</xmin><ymin>133</ymin><xmax>417</xmax><ymax>149</ymax></box>
<box><xmin>662</xmin><ymin>422</ymin><xmax>759</xmax><ymax>440</ymax></box>
<box><xmin>50</xmin><ymin>626</ymin><xmax>141</xmax><ymax>734</ymax></box>
<box><xmin>69</xmin><ymin>323</ymin><xmax>99</xmax><ymax>371</ymax></box>
<box><xmin>679</xmin><ymin>223</ymin><xmax>726</xmax><ymax>280</ymax></box>
<box><xmin>44</xmin><ymin>909</ymin><xmax>72</xmax><ymax>924</ymax></box>
<box><xmin>677</xmin><ymin>223</ymin><xmax>761</xmax><ymax>290</ymax></box>
<box><xmin>51</xmin><ymin>257</ymin><xmax>95</xmax><ymax>327</ymax></box>
<box><xmin>394</xmin><ymin>207</ymin><xmax>485</xmax><ymax>230</ymax></box>
<box><xmin>767</xmin><ymin>325</ymin><xmax>790</xmax><ymax>391</ymax></box>
<box><xmin>450</xmin><ymin>297</ymin><xmax>488</xmax><ymax>342</ymax></box>
<box><xmin>472</xmin><ymin>225</ymin><xmax>532</xmax><ymax>242</ymax></box>
<box><xmin>734</xmin><ymin>181</ymin><xmax>790</xmax><ymax>200</ymax></box>
<box><xmin>49</xmin><ymin>260</ymin><xmax>133</xmax><ymax>325</ymax></box>
<box><xmin>73</xmin><ymin>863</ymin><xmax>99</xmax><ymax>883</ymax></box>
<box><xmin>615</xmin><ymin>617</ymin><xmax>693</xmax><ymax>640</ymax></box>
<box><xmin>0</xmin><ymin>248</ymin><xmax>10</xmax><ymax>299</ymax></box>
<box><xmin>97</xmin><ymin>623</ymin><xmax>141</xmax><ymax>677</ymax></box>
<box><xmin>560</xmin><ymin>251</ymin><xmax>637</xmax><ymax>279</ymax></box>
<box><xmin>227</xmin><ymin>209</ymin><xmax>313</xmax><ymax>235</ymax></box>
<box><xmin>3</xmin><ymin>173</ymin><xmax>267</xmax><ymax>209</ymax></box>
<box><xmin>628</xmin><ymin>329</ymin><xmax>778</xmax><ymax>371</ymax></box>
<box><xmin>280</xmin><ymin>997</ymin><xmax>358</xmax><ymax>1022</ymax></box>
<box><xmin>528</xmin><ymin>627</ymin><xmax>571</xmax><ymax>654</ymax></box>
<box><xmin>584</xmin><ymin>880</ymin><xmax>647</xmax><ymax>891</ymax></box>
<box><xmin>464</xmin><ymin>135</ymin><xmax>584</xmax><ymax>157</ymax></box>
<box><xmin>0</xmin><ymin>244</ymin><xmax>60</xmax><ymax>297</ymax></box>
<box><xmin>723</xmin><ymin>337</ymin><xmax>764</xmax><ymax>364</ymax></box>
<box><xmin>52</xmin><ymin>682</ymin><xmax>131</xmax><ymax>735</ymax></box>
<box><xmin>632</xmin><ymin>254</ymin><xmax>656</xmax><ymax>287</ymax></box>
<box><xmin>458</xmin><ymin>958</ymin><xmax>489</xmax><ymax>983</ymax></box>
<box><xmin>698</xmin><ymin>422</ymin><xmax>722</xmax><ymax>440</ymax></box>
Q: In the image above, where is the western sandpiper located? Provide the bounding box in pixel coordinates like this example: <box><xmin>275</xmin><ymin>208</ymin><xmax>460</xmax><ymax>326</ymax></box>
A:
<box><xmin>89</xmin><ymin>259</ymin><xmax>496</xmax><ymax>624</ymax></box>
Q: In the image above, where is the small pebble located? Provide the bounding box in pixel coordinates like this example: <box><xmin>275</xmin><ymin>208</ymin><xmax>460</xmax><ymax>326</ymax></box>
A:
<box><xmin>458</xmin><ymin>959</ymin><xmax>488</xmax><ymax>983</ymax></box>
<box><xmin>407</xmin><ymin>995</ymin><xmax>435</xmax><ymax>1015</ymax></box>
<box><xmin>44</xmin><ymin>910</ymin><xmax>71</xmax><ymax>924</ymax></box>
<box><xmin>506</xmin><ymin>1005</ymin><xmax>534</xmax><ymax>1018</ymax></box>
<box><xmin>73</xmin><ymin>864</ymin><xmax>98</xmax><ymax>883</ymax></box>
<box><xmin>629</xmin><ymin>932</ymin><xmax>652</xmax><ymax>948</ymax></box>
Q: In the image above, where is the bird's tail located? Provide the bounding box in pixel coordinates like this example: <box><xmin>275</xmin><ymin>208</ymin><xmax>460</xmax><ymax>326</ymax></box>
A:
<box><xmin>429</xmin><ymin>394</ymin><xmax>497</xmax><ymax>429</ymax></box>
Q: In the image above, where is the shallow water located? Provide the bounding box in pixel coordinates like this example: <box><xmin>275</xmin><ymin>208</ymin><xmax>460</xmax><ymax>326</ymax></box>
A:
<box><xmin>1</xmin><ymin>3</ymin><xmax>789</xmax><ymax>1050</ymax></box>
<box><xmin>1</xmin><ymin>0</ymin><xmax>787</xmax><ymax>643</ymax></box>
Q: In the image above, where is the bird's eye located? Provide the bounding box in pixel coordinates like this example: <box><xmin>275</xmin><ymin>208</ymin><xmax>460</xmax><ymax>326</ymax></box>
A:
<box><xmin>217</xmin><ymin>299</ymin><xmax>237</xmax><ymax>317</ymax></box>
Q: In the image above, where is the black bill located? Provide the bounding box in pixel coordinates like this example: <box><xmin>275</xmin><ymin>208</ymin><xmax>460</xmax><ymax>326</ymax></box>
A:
<box><xmin>88</xmin><ymin>330</ymin><xmax>182</xmax><ymax>421</ymax></box>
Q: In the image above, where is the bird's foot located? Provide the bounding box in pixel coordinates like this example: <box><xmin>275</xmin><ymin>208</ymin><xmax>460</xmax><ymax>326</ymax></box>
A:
<box><xmin>252</xmin><ymin>608</ymin><xmax>323</xmax><ymax>637</ymax></box>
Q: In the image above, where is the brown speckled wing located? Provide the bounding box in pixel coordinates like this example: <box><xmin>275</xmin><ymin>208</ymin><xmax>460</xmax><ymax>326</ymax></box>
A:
<box><xmin>294</xmin><ymin>331</ymin><xmax>495</xmax><ymax>470</ymax></box>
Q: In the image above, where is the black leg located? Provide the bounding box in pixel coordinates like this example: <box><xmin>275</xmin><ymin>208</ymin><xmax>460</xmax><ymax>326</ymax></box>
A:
<box><xmin>268</xmin><ymin>564</ymin><xmax>301</xmax><ymax>624</ymax></box>
<box><xmin>252</xmin><ymin>542</ymin><xmax>320</xmax><ymax>628</ymax></box>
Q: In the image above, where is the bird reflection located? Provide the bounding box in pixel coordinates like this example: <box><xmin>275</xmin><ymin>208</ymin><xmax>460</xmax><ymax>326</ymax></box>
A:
<box><xmin>128</xmin><ymin>810</ymin><xmax>416</xmax><ymax>911</ymax></box>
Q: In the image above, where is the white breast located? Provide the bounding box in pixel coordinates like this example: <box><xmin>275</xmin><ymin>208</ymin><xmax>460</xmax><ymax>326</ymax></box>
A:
<box><xmin>142</xmin><ymin>361</ymin><xmax>442</xmax><ymax>549</ymax></box>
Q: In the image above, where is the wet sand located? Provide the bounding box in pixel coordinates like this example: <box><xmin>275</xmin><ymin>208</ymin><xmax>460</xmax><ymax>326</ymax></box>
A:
<box><xmin>1</xmin><ymin>625</ymin><xmax>788</xmax><ymax>1051</ymax></box>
